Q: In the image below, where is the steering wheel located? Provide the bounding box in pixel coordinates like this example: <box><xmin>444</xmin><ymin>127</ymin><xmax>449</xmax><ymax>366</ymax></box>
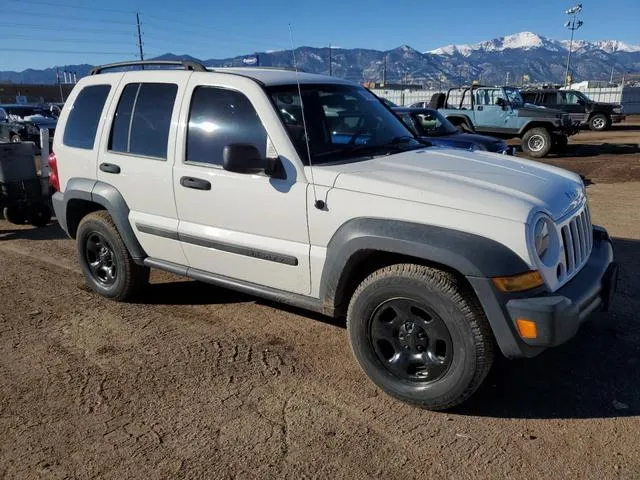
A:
<box><xmin>347</xmin><ymin>128</ymin><xmax>369</xmax><ymax>145</ymax></box>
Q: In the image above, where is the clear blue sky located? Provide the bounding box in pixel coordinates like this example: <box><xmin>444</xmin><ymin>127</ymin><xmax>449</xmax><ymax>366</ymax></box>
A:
<box><xmin>0</xmin><ymin>0</ymin><xmax>638</xmax><ymax>71</ymax></box>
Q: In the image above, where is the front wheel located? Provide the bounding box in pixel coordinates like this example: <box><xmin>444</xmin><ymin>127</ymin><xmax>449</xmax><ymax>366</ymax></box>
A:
<box><xmin>10</xmin><ymin>134</ymin><xmax>21</xmax><ymax>143</ymax></box>
<box><xmin>347</xmin><ymin>264</ymin><xmax>494</xmax><ymax>410</ymax></box>
<box><xmin>589</xmin><ymin>114</ymin><xmax>610</xmax><ymax>131</ymax></box>
<box><xmin>76</xmin><ymin>210</ymin><xmax>149</xmax><ymax>301</ymax></box>
<box><xmin>521</xmin><ymin>127</ymin><xmax>552</xmax><ymax>158</ymax></box>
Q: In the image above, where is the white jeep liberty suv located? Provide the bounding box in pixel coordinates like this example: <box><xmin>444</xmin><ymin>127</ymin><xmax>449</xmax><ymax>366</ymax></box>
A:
<box><xmin>50</xmin><ymin>61</ymin><xmax>617</xmax><ymax>410</ymax></box>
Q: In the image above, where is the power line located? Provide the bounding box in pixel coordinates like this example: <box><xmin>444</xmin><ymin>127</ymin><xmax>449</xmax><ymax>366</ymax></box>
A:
<box><xmin>0</xmin><ymin>22</ymin><xmax>135</xmax><ymax>35</ymax></box>
<box><xmin>0</xmin><ymin>34</ymin><xmax>134</xmax><ymax>45</ymax></box>
<box><xmin>5</xmin><ymin>0</ymin><xmax>134</xmax><ymax>14</ymax></box>
<box><xmin>3</xmin><ymin>10</ymin><xmax>134</xmax><ymax>26</ymax></box>
<box><xmin>0</xmin><ymin>47</ymin><xmax>136</xmax><ymax>55</ymax></box>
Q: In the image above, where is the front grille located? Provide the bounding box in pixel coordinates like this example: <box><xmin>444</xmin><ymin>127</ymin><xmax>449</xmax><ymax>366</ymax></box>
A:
<box><xmin>560</xmin><ymin>204</ymin><xmax>592</xmax><ymax>277</ymax></box>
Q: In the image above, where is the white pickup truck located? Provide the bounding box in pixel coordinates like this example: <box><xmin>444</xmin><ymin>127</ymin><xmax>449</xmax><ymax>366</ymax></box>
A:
<box><xmin>50</xmin><ymin>61</ymin><xmax>617</xmax><ymax>410</ymax></box>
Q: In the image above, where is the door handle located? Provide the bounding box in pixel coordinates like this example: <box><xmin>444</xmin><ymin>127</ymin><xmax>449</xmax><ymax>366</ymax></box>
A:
<box><xmin>477</xmin><ymin>106</ymin><xmax>483</xmax><ymax>111</ymax></box>
<box><xmin>99</xmin><ymin>162</ymin><xmax>120</xmax><ymax>174</ymax></box>
<box><xmin>180</xmin><ymin>176</ymin><xmax>211</xmax><ymax>191</ymax></box>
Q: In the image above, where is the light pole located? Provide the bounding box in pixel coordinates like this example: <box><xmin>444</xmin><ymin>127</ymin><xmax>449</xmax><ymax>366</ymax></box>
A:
<box><xmin>563</xmin><ymin>3</ymin><xmax>584</xmax><ymax>86</ymax></box>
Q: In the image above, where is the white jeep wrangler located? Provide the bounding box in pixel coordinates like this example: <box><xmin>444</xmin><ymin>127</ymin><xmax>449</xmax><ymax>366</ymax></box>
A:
<box><xmin>50</xmin><ymin>61</ymin><xmax>617</xmax><ymax>410</ymax></box>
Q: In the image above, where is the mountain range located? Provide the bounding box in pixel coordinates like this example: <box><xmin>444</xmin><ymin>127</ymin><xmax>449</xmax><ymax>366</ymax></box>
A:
<box><xmin>1</xmin><ymin>32</ymin><xmax>639</xmax><ymax>86</ymax></box>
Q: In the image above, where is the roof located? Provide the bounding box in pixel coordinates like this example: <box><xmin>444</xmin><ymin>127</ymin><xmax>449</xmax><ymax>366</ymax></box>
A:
<box><xmin>210</xmin><ymin>67</ymin><xmax>354</xmax><ymax>86</ymax></box>
<box><xmin>89</xmin><ymin>61</ymin><xmax>355</xmax><ymax>87</ymax></box>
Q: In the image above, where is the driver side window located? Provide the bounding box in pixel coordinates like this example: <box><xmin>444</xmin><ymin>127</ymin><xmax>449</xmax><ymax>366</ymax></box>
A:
<box><xmin>475</xmin><ymin>89</ymin><xmax>502</xmax><ymax>106</ymax></box>
<box><xmin>561</xmin><ymin>92</ymin><xmax>581</xmax><ymax>105</ymax></box>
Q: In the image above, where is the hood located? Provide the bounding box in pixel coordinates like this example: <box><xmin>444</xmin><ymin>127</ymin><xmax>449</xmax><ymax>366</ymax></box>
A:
<box><xmin>589</xmin><ymin>102</ymin><xmax>620</xmax><ymax>112</ymax></box>
<box><xmin>425</xmin><ymin>132</ymin><xmax>507</xmax><ymax>152</ymax></box>
<box><xmin>22</xmin><ymin>115</ymin><xmax>57</xmax><ymax>127</ymax></box>
<box><xmin>312</xmin><ymin>147</ymin><xmax>583</xmax><ymax>222</ymax></box>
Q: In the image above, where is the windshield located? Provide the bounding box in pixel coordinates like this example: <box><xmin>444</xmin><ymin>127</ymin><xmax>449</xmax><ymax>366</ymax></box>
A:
<box><xmin>406</xmin><ymin>109</ymin><xmax>458</xmax><ymax>136</ymax></box>
<box><xmin>4</xmin><ymin>106</ymin><xmax>54</xmax><ymax>119</ymax></box>
<box><xmin>503</xmin><ymin>88</ymin><xmax>524</xmax><ymax>107</ymax></box>
<box><xmin>268</xmin><ymin>84</ymin><xmax>422</xmax><ymax>165</ymax></box>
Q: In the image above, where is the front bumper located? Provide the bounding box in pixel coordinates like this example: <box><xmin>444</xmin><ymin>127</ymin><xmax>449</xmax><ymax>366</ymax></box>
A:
<box><xmin>469</xmin><ymin>226</ymin><xmax>616</xmax><ymax>358</ymax></box>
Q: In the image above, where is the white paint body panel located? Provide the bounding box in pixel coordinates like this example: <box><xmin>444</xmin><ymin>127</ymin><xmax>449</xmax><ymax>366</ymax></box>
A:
<box><xmin>54</xmin><ymin>68</ymin><xmax>587</xmax><ymax>298</ymax></box>
<box><xmin>172</xmin><ymin>73</ymin><xmax>311</xmax><ymax>294</ymax></box>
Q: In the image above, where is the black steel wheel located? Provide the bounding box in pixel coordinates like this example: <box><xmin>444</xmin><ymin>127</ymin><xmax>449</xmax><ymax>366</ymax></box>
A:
<box><xmin>76</xmin><ymin>210</ymin><xmax>149</xmax><ymax>301</ymax></box>
<box><xmin>369</xmin><ymin>298</ymin><xmax>452</xmax><ymax>383</ymax></box>
<box><xmin>85</xmin><ymin>231</ymin><xmax>118</xmax><ymax>286</ymax></box>
<box><xmin>347</xmin><ymin>264</ymin><xmax>494</xmax><ymax>410</ymax></box>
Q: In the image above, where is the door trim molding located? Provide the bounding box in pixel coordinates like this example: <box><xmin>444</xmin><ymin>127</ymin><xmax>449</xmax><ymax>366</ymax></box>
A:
<box><xmin>136</xmin><ymin>223</ymin><xmax>299</xmax><ymax>266</ymax></box>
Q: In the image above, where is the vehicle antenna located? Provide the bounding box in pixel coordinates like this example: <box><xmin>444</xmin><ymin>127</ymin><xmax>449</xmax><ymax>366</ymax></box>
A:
<box><xmin>288</xmin><ymin>23</ymin><xmax>325</xmax><ymax>210</ymax></box>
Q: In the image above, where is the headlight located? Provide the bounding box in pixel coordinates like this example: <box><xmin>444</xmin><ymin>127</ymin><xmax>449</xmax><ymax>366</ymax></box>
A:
<box><xmin>612</xmin><ymin>107</ymin><xmax>621</xmax><ymax>114</ymax></box>
<box><xmin>532</xmin><ymin>216</ymin><xmax>559</xmax><ymax>267</ymax></box>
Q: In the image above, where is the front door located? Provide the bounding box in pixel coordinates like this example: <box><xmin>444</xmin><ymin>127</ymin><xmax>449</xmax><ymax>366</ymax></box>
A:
<box><xmin>172</xmin><ymin>74</ymin><xmax>311</xmax><ymax>295</ymax></box>
<box><xmin>559</xmin><ymin>91</ymin><xmax>587</xmax><ymax>123</ymax></box>
<box><xmin>473</xmin><ymin>88</ymin><xmax>510</xmax><ymax>132</ymax></box>
<box><xmin>95</xmin><ymin>72</ymin><xmax>189</xmax><ymax>266</ymax></box>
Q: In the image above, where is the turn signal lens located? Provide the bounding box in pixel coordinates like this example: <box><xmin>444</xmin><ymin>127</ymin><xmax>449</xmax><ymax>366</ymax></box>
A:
<box><xmin>492</xmin><ymin>271</ymin><xmax>544</xmax><ymax>293</ymax></box>
<box><xmin>516</xmin><ymin>319</ymin><xmax>538</xmax><ymax>339</ymax></box>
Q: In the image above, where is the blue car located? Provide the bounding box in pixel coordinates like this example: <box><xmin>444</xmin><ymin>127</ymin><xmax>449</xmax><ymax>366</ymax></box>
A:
<box><xmin>392</xmin><ymin>107</ymin><xmax>513</xmax><ymax>154</ymax></box>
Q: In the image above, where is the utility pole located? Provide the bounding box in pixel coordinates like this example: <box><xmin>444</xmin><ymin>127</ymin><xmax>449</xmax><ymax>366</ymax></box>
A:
<box><xmin>382</xmin><ymin>55</ymin><xmax>387</xmax><ymax>85</ymax></box>
<box><xmin>136</xmin><ymin>12</ymin><xmax>145</xmax><ymax>66</ymax></box>
<box><xmin>563</xmin><ymin>4</ymin><xmax>584</xmax><ymax>86</ymax></box>
<box><xmin>506</xmin><ymin>72</ymin><xmax>510</xmax><ymax>86</ymax></box>
<box><xmin>328</xmin><ymin>43</ymin><xmax>332</xmax><ymax>76</ymax></box>
<box><xmin>56</xmin><ymin>68</ymin><xmax>64</xmax><ymax>102</ymax></box>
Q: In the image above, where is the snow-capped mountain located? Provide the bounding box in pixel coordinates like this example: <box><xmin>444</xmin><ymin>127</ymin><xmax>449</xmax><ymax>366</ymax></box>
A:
<box><xmin>428</xmin><ymin>32</ymin><xmax>640</xmax><ymax>57</ymax></box>
<box><xmin>1</xmin><ymin>32</ymin><xmax>639</xmax><ymax>86</ymax></box>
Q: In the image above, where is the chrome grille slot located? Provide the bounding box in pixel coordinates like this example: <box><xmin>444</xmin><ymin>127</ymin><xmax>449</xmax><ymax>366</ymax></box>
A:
<box><xmin>560</xmin><ymin>203</ymin><xmax>593</xmax><ymax>280</ymax></box>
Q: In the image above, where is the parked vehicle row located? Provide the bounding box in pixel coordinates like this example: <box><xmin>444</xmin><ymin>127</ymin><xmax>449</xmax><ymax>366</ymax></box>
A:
<box><xmin>50</xmin><ymin>60</ymin><xmax>617</xmax><ymax>411</ymax></box>
<box><xmin>520</xmin><ymin>88</ymin><xmax>624</xmax><ymax>131</ymax></box>
<box><xmin>0</xmin><ymin>104</ymin><xmax>57</xmax><ymax>149</ymax></box>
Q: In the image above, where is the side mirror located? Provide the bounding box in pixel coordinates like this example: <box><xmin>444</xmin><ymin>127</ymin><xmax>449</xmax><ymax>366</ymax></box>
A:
<box><xmin>495</xmin><ymin>98</ymin><xmax>506</xmax><ymax>108</ymax></box>
<box><xmin>223</xmin><ymin>144</ymin><xmax>266</xmax><ymax>174</ymax></box>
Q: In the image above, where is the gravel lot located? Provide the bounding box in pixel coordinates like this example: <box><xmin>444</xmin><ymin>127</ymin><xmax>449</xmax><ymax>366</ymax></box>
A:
<box><xmin>1</xmin><ymin>120</ymin><xmax>639</xmax><ymax>479</ymax></box>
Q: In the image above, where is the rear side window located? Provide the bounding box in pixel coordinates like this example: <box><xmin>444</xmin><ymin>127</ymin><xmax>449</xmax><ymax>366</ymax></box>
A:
<box><xmin>109</xmin><ymin>83</ymin><xmax>177</xmax><ymax>159</ymax></box>
<box><xmin>186</xmin><ymin>87</ymin><xmax>267</xmax><ymax>166</ymax></box>
<box><xmin>63</xmin><ymin>85</ymin><xmax>111</xmax><ymax>149</ymax></box>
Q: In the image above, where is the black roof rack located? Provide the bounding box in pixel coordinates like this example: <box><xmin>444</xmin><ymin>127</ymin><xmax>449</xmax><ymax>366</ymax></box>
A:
<box><xmin>89</xmin><ymin>60</ymin><xmax>207</xmax><ymax>75</ymax></box>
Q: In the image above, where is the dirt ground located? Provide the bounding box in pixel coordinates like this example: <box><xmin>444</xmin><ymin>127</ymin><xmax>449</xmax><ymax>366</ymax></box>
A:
<box><xmin>1</xmin><ymin>120</ymin><xmax>640</xmax><ymax>480</ymax></box>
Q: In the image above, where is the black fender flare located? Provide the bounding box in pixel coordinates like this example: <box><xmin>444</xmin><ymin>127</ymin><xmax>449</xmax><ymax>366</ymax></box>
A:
<box><xmin>444</xmin><ymin>114</ymin><xmax>474</xmax><ymax>130</ymax></box>
<box><xmin>319</xmin><ymin>218</ymin><xmax>530</xmax><ymax>312</ymax></box>
<box><xmin>52</xmin><ymin>178</ymin><xmax>146</xmax><ymax>261</ymax></box>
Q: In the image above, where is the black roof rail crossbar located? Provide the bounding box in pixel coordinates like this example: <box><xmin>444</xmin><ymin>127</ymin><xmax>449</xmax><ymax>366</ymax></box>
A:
<box><xmin>89</xmin><ymin>60</ymin><xmax>207</xmax><ymax>75</ymax></box>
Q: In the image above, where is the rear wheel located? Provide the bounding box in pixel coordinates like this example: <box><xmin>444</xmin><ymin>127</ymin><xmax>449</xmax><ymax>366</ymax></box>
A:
<box><xmin>521</xmin><ymin>127</ymin><xmax>552</xmax><ymax>158</ymax></box>
<box><xmin>3</xmin><ymin>205</ymin><xmax>28</xmax><ymax>225</ymax></box>
<box><xmin>347</xmin><ymin>264</ymin><xmax>494</xmax><ymax>410</ymax></box>
<box><xmin>589</xmin><ymin>114</ymin><xmax>610</xmax><ymax>131</ymax></box>
<box><xmin>10</xmin><ymin>134</ymin><xmax>21</xmax><ymax>143</ymax></box>
<box><xmin>76</xmin><ymin>210</ymin><xmax>149</xmax><ymax>301</ymax></box>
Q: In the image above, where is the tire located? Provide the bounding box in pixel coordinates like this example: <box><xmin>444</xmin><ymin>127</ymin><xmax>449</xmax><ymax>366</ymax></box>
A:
<box><xmin>3</xmin><ymin>205</ymin><xmax>28</xmax><ymax>225</ymax></box>
<box><xmin>552</xmin><ymin>134</ymin><xmax>568</xmax><ymax>153</ymax></box>
<box><xmin>521</xmin><ymin>127</ymin><xmax>552</xmax><ymax>158</ymax></box>
<box><xmin>346</xmin><ymin>264</ymin><xmax>494</xmax><ymax>410</ymax></box>
<box><xmin>27</xmin><ymin>202</ymin><xmax>52</xmax><ymax>227</ymax></box>
<box><xmin>10</xmin><ymin>134</ymin><xmax>21</xmax><ymax>143</ymax></box>
<box><xmin>76</xmin><ymin>210</ymin><xmax>150</xmax><ymax>301</ymax></box>
<box><xmin>589</xmin><ymin>114</ymin><xmax>610</xmax><ymax>131</ymax></box>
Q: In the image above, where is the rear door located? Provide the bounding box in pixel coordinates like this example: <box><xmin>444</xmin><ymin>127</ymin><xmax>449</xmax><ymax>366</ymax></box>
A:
<box><xmin>172</xmin><ymin>73</ymin><xmax>311</xmax><ymax>294</ymax></box>
<box><xmin>95</xmin><ymin>71</ymin><xmax>189</xmax><ymax>266</ymax></box>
